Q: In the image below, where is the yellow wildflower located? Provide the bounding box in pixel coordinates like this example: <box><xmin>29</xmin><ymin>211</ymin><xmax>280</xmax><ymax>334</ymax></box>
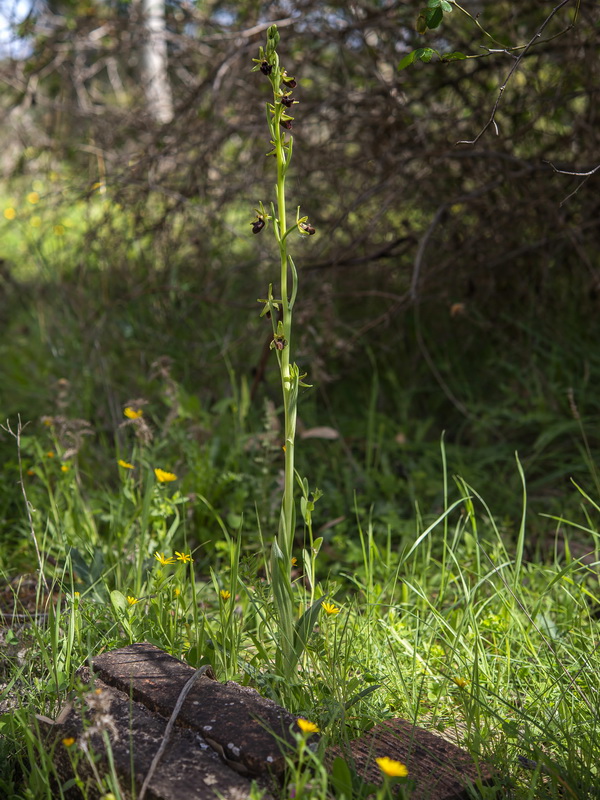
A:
<box><xmin>53</xmin><ymin>224</ymin><xmax>65</xmax><ymax>236</ymax></box>
<box><xmin>127</xmin><ymin>596</ymin><xmax>139</xmax><ymax>605</ymax></box>
<box><xmin>27</xmin><ymin>192</ymin><xmax>40</xmax><ymax>204</ymax></box>
<box><xmin>3</xmin><ymin>208</ymin><xmax>16</xmax><ymax>220</ymax></box>
<box><xmin>453</xmin><ymin>677</ymin><xmax>469</xmax><ymax>688</ymax></box>
<box><xmin>296</xmin><ymin>718</ymin><xmax>319</xmax><ymax>735</ymax></box>
<box><xmin>154</xmin><ymin>552</ymin><xmax>175</xmax><ymax>566</ymax></box>
<box><xmin>220</xmin><ymin>590</ymin><xmax>231</xmax><ymax>601</ymax></box>
<box><xmin>61</xmin><ymin>464</ymin><xmax>70</xmax><ymax>472</ymax></box>
<box><xmin>62</xmin><ymin>737</ymin><xmax>76</xmax><ymax>747</ymax></box>
<box><xmin>118</xmin><ymin>459</ymin><xmax>134</xmax><ymax>469</ymax></box>
<box><xmin>322</xmin><ymin>601</ymin><xmax>341</xmax><ymax>615</ymax></box>
<box><xmin>375</xmin><ymin>757</ymin><xmax>408</xmax><ymax>778</ymax></box>
<box><xmin>155</xmin><ymin>468</ymin><xmax>177</xmax><ymax>482</ymax></box>
<box><xmin>291</xmin><ymin>557</ymin><xmax>298</xmax><ymax>566</ymax></box>
<box><xmin>46</xmin><ymin>451</ymin><xmax>55</xmax><ymax>458</ymax></box>
<box><xmin>175</xmin><ymin>551</ymin><xmax>192</xmax><ymax>563</ymax></box>
<box><xmin>124</xmin><ymin>406</ymin><xmax>143</xmax><ymax>419</ymax></box>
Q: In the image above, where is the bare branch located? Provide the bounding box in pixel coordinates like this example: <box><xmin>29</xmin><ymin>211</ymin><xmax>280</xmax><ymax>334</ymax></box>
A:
<box><xmin>457</xmin><ymin>0</ymin><xmax>576</xmax><ymax>146</ymax></box>
<box><xmin>546</xmin><ymin>161</ymin><xmax>600</xmax><ymax>205</ymax></box>
<box><xmin>546</xmin><ymin>162</ymin><xmax>600</xmax><ymax>178</ymax></box>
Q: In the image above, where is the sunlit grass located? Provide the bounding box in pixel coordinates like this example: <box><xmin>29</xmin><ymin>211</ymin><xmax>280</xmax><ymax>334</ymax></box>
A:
<box><xmin>1</xmin><ymin>414</ymin><xmax>598</xmax><ymax>798</ymax></box>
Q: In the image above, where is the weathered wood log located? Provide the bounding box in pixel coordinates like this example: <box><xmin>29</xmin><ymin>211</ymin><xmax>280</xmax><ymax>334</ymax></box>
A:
<box><xmin>37</xmin><ymin>643</ymin><xmax>495</xmax><ymax>800</ymax></box>
<box><xmin>36</xmin><ymin>677</ymin><xmax>267</xmax><ymax>800</ymax></box>
<box><xmin>89</xmin><ymin>642</ymin><xmax>300</xmax><ymax>777</ymax></box>
<box><xmin>328</xmin><ymin>718</ymin><xmax>496</xmax><ymax>799</ymax></box>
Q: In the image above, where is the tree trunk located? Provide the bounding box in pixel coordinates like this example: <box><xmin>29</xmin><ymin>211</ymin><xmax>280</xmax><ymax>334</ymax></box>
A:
<box><xmin>141</xmin><ymin>0</ymin><xmax>173</xmax><ymax>124</ymax></box>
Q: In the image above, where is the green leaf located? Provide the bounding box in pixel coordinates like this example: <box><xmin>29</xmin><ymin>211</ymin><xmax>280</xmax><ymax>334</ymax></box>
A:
<box><xmin>398</xmin><ymin>50</ymin><xmax>417</xmax><ymax>70</ymax></box>
<box><xmin>426</xmin><ymin>7</ymin><xmax>443</xmax><ymax>28</ymax></box>
<box><xmin>441</xmin><ymin>51</ymin><xmax>466</xmax><ymax>61</ymax></box>
<box><xmin>0</xmin><ymin>714</ymin><xmax>13</xmax><ymax>734</ymax></box>
<box><xmin>427</xmin><ymin>0</ymin><xmax>453</xmax><ymax>12</ymax></box>
<box><xmin>415</xmin><ymin>47</ymin><xmax>435</xmax><ymax>63</ymax></box>
<box><xmin>344</xmin><ymin>683</ymin><xmax>382</xmax><ymax>710</ymax></box>
<box><xmin>502</xmin><ymin>719</ymin><xmax>520</xmax><ymax>737</ymax></box>
<box><xmin>293</xmin><ymin>596</ymin><xmax>326</xmax><ymax>661</ymax></box>
<box><xmin>110</xmin><ymin>589</ymin><xmax>127</xmax><ymax>614</ymax></box>
<box><xmin>415</xmin><ymin>12</ymin><xmax>427</xmax><ymax>34</ymax></box>
<box><xmin>5</xmin><ymin>628</ymin><xmax>18</xmax><ymax>645</ymax></box>
<box><xmin>300</xmin><ymin>495</ymin><xmax>314</xmax><ymax>524</ymax></box>
<box><xmin>330</xmin><ymin>757</ymin><xmax>353</xmax><ymax>800</ymax></box>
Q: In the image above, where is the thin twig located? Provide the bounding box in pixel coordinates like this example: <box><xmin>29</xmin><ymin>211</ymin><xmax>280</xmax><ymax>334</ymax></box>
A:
<box><xmin>457</xmin><ymin>0</ymin><xmax>575</xmax><ymax>146</ymax></box>
<box><xmin>138</xmin><ymin>664</ymin><xmax>215</xmax><ymax>800</ymax></box>
<box><xmin>545</xmin><ymin>162</ymin><xmax>600</xmax><ymax>178</ymax></box>
<box><xmin>545</xmin><ymin>161</ymin><xmax>600</xmax><ymax>205</ymax></box>
<box><xmin>2</xmin><ymin>417</ymin><xmax>50</xmax><ymax>596</ymax></box>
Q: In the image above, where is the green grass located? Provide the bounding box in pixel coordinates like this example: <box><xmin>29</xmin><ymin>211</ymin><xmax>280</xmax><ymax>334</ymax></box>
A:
<box><xmin>1</xmin><ymin>11</ymin><xmax>598</xmax><ymax>796</ymax></box>
<box><xmin>1</xmin><ymin>411</ymin><xmax>598</xmax><ymax>798</ymax></box>
<box><xmin>1</xmin><ymin>130</ymin><xmax>599</xmax><ymax>800</ymax></box>
<box><xmin>1</xmin><ymin>244</ymin><xmax>599</xmax><ymax>798</ymax></box>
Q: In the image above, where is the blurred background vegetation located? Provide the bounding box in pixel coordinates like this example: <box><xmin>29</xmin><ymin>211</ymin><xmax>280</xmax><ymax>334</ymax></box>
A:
<box><xmin>0</xmin><ymin>0</ymin><xmax>598</xmax><ymax>573</ymax></box>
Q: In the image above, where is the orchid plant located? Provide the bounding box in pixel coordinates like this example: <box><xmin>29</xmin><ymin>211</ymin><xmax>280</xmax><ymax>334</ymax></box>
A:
<box><xmin>251</xmin><ymin>26</ymin><xmax>322</xmax><ymax>680</ymax></box>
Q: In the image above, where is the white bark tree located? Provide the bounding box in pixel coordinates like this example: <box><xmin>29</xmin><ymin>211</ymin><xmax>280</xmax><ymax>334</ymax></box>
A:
<box><xmin>141</xmin><ymin>0</ymin><xmax>173</xmax><ymax>124</ymax></box>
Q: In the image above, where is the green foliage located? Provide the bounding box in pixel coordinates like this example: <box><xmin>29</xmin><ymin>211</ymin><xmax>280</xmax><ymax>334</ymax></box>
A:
<box><xmin>401</xmin><ymin>0</ymin><xmax>458</xmax><ymax>68</ymax></box>
<box><xmin>416</xmin><ymin>0</ymin><xmax>454</xmax><ymax>35</ymax></box>
<box><xmin>2</xmin><ymin>418</ymin><xmax>600</xmax><ymax>796</ymax></box>
<box><xmin>0</xmin><ymin>3</ymin><xmax>599</xmax><ymax>796</ymax></box>
<box><xmin>252</xmin><ymin>25</ymin><xmax>320</xmax><ymax>681</ymax></box>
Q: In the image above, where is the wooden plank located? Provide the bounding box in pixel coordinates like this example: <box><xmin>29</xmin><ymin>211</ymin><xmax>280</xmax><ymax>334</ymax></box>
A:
<box><xmin>37</xmin><ymin>677</ymin><xmax>266</xmax><ymax>800</ymax></box>
<box><xmin>90</xmin><ymin>642</ymin><xmax>301</xmax><ymax>777</ymax></box>
<box><xmin>38</xmin><ymin>643</ymin><xmax>496</xmax><ymax>800</ymax></box>
<box><xmin>327</xmin><ymin>718</ymin><xmax>496</xmax><ymax>800</ymax></box>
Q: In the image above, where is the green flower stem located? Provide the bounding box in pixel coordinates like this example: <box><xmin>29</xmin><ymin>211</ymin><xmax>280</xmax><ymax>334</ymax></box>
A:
<box><xmin>253</xmin><ymin>26</ymin><xmax>312</xmax><ymax>680</ymax></box>
<box><xmin>274</xmin><ymin>97</ymin><xmax>296</xmax><ymax>571</ymax></box>
<box><xmin>273</xmin><ymin>78</ymin><xmax>297</xmax><ymax>676</ymax></box>
<box><xmin>258</xmin><ymin>32</ymin><xmax>301</xmax><ymax>677</ymax></box>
